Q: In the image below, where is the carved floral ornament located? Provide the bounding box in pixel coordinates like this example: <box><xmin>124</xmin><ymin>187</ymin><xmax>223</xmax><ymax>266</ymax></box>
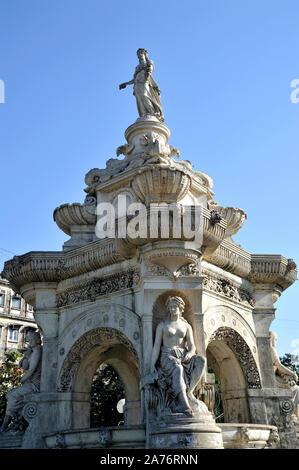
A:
<box><xmin>56</xmin><ymin>269</ymin><xmax>140</xmax><ymax>307</ymax></box>
<box><xmin>145</xmin><ymin>261</ymin><xmax>200</xmax><ymax>278</ymax></box>
<box><xmin>57</xmin><ymin>327</ymin><xmax>139</xmax><ymax>392</ymax></box>
<box><xmin>209</xmin><ymin>327</ymin><xmax>261</xmax><ymax>389</ymax></box>
<box><xmin>203</xmin><ymin>274</ymin><xmax>255</xmax><ymax>308</ymax></box>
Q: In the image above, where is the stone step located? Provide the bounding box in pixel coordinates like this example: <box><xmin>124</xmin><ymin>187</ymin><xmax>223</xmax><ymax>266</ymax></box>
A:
<box><xmin>0</xmin><ymin>434</ymin><xmax>23</xmax><ymax>449</ymax></box>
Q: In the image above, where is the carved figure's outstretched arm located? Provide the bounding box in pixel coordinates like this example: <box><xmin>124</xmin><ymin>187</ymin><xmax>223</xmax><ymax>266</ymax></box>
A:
<box><xmin>151</xmin><ymin>322</ymin><xmax>163</xmax><ymax>373</ymax></box>
<box><xmin>119</xmin><ymin>78</ymin><xmax>134</xmax><ymax>90</ymax></box>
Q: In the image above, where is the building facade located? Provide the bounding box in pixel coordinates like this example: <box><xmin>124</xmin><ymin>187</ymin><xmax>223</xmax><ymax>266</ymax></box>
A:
<box><xmin>0</xmin><ymin>276</ymin><xmax>37</xmax><ymax>359</ymax></box>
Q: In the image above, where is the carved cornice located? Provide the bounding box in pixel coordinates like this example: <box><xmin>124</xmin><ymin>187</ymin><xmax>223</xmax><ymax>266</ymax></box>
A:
<box><xmin>248</xmin><ymin>255</ymin><xmax>297</xmax><ymax>290</ymax></box>
<box><xmin>204</xmin><ymin>238</ymin><xmax>251</xmax><ymax>278</ymax></box>
<box><xmin>56</xmin><ymin>269</ymin><xmax>140</xmax><ymax>307</ymax></box>
<box><xmin>2</xmin><ymin>210</ymin><xmax>296</xmax><ymax>296</ymax></box>
<box><xmin>204</xmin><ymin>244</ymin><xmax>297</xmax><ymax>292</ymax></box>
<box><xmin>1</xmin><ymin>238</ymin><xmax>136</xmax><ymax>293</ymax></box>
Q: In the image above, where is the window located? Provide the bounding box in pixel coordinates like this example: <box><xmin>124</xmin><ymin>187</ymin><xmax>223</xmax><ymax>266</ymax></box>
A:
<box><xmin>8</xmin><ymin>326</ymin><xmax>19</xmax><ymax>342</ymax></box>
<box><xmin>0</xmin><ymin>293</ymin><xmax>5</xmax><ymax>306</ymax></box>
<box><xmin>11</xmin><ymin>296</ymin><xmax>21</xmax><ymax>310</ymax></box>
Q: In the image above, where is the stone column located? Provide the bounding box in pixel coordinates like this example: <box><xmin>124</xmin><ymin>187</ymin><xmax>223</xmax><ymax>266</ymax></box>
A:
<box><xmin>136</xmin><ymin>287</ymin><xmax>154</xmax><ymax>426</ymax></box>
<box><xmin>252</xmin><ymin>285</ymin><xmax>277</xmax><ymax>389</ymax></box>
<box><xmin>189</xmin><ymin>280</ymin><xmax>205</xmax><ymax>356</ymax></box>
<box><xmin>248</xmin><ymin>284</ymin><xmax>277</xmax><ymax>424</ymax></box>
<box><xmin>20</xmin><ymin>282</ymin><xmax>59</xmax><ymax>448</ymax></box>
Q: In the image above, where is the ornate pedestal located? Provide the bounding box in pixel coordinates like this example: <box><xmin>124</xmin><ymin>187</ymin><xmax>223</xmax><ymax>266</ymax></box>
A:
<box><xmin>150</xmin><ymin>413</ymin><xmax>223</xmax><ymax>449</ymax></box>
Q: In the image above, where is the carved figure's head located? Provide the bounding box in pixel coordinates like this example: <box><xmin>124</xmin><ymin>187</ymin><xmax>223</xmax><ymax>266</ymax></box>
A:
<box><xmin>137</xmin><ymin>48</ymin><xmax>148</xmax><ymax>61</ymax></box>
<box><xmin>28</xmin><ymin>331</ymin><xmax>42</xmax><ymax>347</ymax></box>
<box><xmin>269</xmin><ymin>331</ymin><xmax>278</xmax><ymax>347</ymax></box>
<box><xmin>166</xmin><ymin>296</ymin><xmax>185</xmax><ymax>319</ymax></box>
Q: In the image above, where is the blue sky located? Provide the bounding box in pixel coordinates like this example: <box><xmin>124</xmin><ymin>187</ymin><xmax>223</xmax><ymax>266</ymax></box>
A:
<box><xmin>0</xmin><ymin>0</ymin><xmax>298</xmax><ymax>356</ymax></box>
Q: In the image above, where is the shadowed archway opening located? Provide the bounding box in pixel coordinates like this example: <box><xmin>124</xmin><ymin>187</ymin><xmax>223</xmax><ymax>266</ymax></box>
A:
<box><xmin>206</xmin><ymin>327</ymin><xmax>261</xmax><ymax>423</ymax></box>
<box><xmin>90</xmin><ymin>363</ymin><xmax>125</xmax><ymax>427</ymax></box>
<box><xmin>57</xmin><ymin>327</ymin><xmax>141</xmax><ymax>429</ymax></box>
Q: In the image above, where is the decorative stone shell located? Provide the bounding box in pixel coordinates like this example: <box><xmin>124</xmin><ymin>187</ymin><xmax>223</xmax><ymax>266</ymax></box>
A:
<box><xmin>208</xmin><ymin>204</ymin><xmax>247</xmax><ymax>237</ymax></box>
<box><xmin>132</xmin><ymin>167</ymin><xmax>191</xmax><ymax>204</ymax></box>
<box><xmin>53</xmin><ymin>203</ymin><xmax>96</xmax><ymax>235</ymax></box>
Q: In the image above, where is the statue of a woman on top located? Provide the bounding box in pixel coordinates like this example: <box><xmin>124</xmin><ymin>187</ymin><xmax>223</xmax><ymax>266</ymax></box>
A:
<box><xmin>119</xmin><ymin>48</ymin><xmax>164</xmax><ymax>123</ymax></box>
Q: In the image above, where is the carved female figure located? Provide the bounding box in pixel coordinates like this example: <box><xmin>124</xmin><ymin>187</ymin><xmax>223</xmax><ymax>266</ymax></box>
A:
<box><xmin>270</xmin><ymin>331</ymin><xmax>299</xmax><ymax>419</ymax></box>
<box><xmin>119</xmin><ymin>48</ymin><xmax>164</xmax><ymax>122</ymax></box>
<box><xmin>0</xmin><ymin>332</ymin><xmax>42</xmax><ymax>433</ymax></box>
<box><xmin>151</xmin><ymin>296</ymin><xmax>206</xmax><ymax>415</ymax></box>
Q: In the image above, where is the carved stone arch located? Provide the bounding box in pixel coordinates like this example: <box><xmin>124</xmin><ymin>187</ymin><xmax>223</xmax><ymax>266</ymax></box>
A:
<box><xmin>57</xmin><ymin>302</ymin><xmax>142</xmax><ymax>363</ymax></box>
<box><xmin>207</xmin><ymin>326</ymin><xmax>261</xmax><ymax>424</ymax></box>
<box><xmin>58</xmin><ymin>327</ymin><xmax>139</xmax><ymax>392</ymax></box>
<box><xmin>57</xmin><ymin>327</ymin><xmax>141</xmax><ymax>428</ymax></box>
<box><xmin>208</xmin><ymin>327</ymin><xmax>261</xmax><ymax>390</ymax></box>
<box><xmin>204</xmin><ymin>303</ymin><xmax>256</xmax><ymax>343</ymax></box>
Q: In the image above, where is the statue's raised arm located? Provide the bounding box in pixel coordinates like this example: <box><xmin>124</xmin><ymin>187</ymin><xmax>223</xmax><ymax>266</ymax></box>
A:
<box><xmin>119</xmin><ymin>48</ymin><xmax>164</xmax><ymax>123</ymax></box>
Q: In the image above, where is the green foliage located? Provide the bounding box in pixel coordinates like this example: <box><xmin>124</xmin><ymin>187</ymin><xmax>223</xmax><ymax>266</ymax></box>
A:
<box><xmin>90</xmin><ymin>364</ymin><xmax>125</xmax><ymax>427</ymax></box>
<box><xmin>207</xmin><ymin>366</ymin><xmax>224</xmax><ymax>422</ymax></box>
<box><xmin>0</xmin><ymin>351</ymin><xmax>23</xmax><ymax>425</ymax></box>
<box><xmin>280</xmin><ymin>353</ymin><xmax>299</xmax><ymax>384</ymax></box>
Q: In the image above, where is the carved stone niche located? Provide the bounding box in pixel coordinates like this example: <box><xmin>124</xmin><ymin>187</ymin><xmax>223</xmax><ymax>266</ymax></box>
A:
<box><xmin>152</xmin><ymin>290</ymin><xmax>195</xmax><ymax>338</ymax></box>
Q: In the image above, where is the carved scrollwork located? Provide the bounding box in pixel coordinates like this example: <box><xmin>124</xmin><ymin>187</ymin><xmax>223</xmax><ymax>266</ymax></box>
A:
<box><xmin>203</xmin><ymin>275</ymin><xmax>255</xmax><ymax>307</ymax></box>
<box><xmin>145</xmin><ymin>261</ymin><xmax>200</xmax><ymax>278</ymax></box>
<box><xmin>22</xmin><ymin>402</ymin><xmax>38</xmax><ymax>421</ymax></box>
<box><xmin>56</xmin><ymin>270</ymin><xmax>140</xmax><ymax>307</ymax></box>
<box><xmin>55</xmin><ymin>433</ymin><xmax>66</xmax><ymax>449</ymax></box>
<box><xmin>280</xmin><ymin>399</ymin><xmax>294</xmax><ymax>415</ymax></box>
<box><xmin>209</xmin><ymin>327</ymin><xmax>261</xmax><ymax>389</ymax></box>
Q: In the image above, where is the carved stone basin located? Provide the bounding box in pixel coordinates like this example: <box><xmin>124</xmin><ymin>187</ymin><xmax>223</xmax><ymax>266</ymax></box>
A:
<box><xmin>219</xmin><ymin>423</ymin><xmax>278</xmax><ymax>449</ymax></box>
<box><xmin>44</xmin><ymin>426</ymin><xmax>146</xmax><ymax>449</ymax></box>
<box><xmin>54</xmin><ymin>202</ymin><xmax>96</xmax><ymax>235</ymax></box>
<box><xmin>208</xmin><ymin>204</ymin><xmax>247</xmax><ymax>238</ymax></box>
<box><xmin>132</xmin><ymin>167</ymin><xmax>191</xmax><ymax>204</ymax></box>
